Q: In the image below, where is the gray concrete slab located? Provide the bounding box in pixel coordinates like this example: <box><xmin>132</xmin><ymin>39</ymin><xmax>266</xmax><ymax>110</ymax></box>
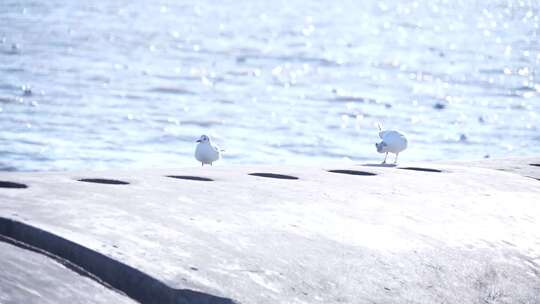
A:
<box><xmin>1</xmin><ymin>159</ymin><xmax>539</xmax><ymax>303</ymax></box>
<box><xmin>444</xmin><ymin>157</ymin><xmax>540</xmax><ymax>180</ymax></box>
<box><xmin>0</xmin><ymin>240</ymin><xmax>136</xmax><ymax>304</ymax></box>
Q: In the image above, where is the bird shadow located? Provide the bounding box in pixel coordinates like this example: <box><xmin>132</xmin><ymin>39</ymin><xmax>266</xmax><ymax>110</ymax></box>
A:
<box><xmin>360</xmin><ymin>163</ymin><xmax>397</xmax><ymax>168</ymax></box>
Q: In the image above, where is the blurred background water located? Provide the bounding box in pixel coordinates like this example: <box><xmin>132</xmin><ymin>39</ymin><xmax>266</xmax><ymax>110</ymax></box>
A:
<box><xmin>1</xmin><ymin>0</ymin><xmax>539</xmax><ymax>171</ymax></box>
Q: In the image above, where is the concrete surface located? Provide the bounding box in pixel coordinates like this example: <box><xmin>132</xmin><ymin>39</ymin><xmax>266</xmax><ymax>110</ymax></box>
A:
<box><xmin>445</xmin><ymin>157</ymin><xmax>540</xmax><ymax>180</ymax></box>
<box><xmin>0</xmin><ymin>158</ymin><xmax>539</xmax><ymax>303</ymax></box>
<box><xmin>0</xmin><ymin>239</ymin><xmax>136</xmax><ymax>304</ymax></box>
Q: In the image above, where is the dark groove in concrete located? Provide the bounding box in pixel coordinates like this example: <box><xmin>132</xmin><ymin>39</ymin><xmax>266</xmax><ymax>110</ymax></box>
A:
<box><xmin>0</xmin><ymin>217</ymin><xmax>237</xmax><ymax>304</ymax></box>
<box><xmin>399</xmin><ymin>167</ymin><xmax>442</xmax><ymax>173</ymax></box>
<box><xmin>0</xmin><ymin>234</ymin><xmax>117</xmax><ymax>291</ymax></box>
<box><xmin>327</xmin><ymin>170</ymin><xmax>377</xmax><ymax>176</ymax></box>
<box><xmin>530</xmin><ymin>164</ymin><xmax>540</xmax><ymax>167</ymax></box>
<box><xmin>0</xmin><ymin>181</ymin><xmax>28</xmax><ymax>188</ymax></box>
<box><xmin>167</xmin><ymin>175</ymin><xmax>214</xmax><ymax>181</ymax></box>
<box><xmin>78</xmin><ymin>178</ymin><xmax>130</xmax><ymax>185</ymax></box>
<box><xmin>248</xmin><ymin>173</ymin><xmax>299</xmax><ymax>180</ymax></box>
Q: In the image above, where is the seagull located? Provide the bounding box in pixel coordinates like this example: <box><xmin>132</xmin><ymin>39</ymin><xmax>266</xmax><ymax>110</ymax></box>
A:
<box><xmin>375</xmin><ymin>124</ymin><xmax>408</xmax><ymax>164</ymax></box>
<box><xmin>195</xmin><ymin>135</ymin><xmax>221</xmax><ymax>166</ymax></box>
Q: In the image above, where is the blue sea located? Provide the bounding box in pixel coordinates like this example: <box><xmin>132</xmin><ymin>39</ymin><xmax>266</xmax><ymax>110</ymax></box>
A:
<box><xmin>1</xmin><ymin>0</ymin><xmax>539</xmax><ymax>171</ymax></box>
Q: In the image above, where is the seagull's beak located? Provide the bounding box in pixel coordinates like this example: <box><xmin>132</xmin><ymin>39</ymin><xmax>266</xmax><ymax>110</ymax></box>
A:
<box><xmin>196</xmin><ymin>139</ymin><xmax>201</xmax><ymax>142</ymax></box>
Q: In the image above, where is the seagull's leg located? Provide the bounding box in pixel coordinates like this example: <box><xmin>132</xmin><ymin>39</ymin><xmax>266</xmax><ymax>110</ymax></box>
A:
<box><xmin>394</xmin><ymin>153</ymin><xmax>399</xmax><ymax>164</ymax></box>
<box><xmin>201</xmin><ymin>162</ymin><xmax>204</xmax><ymax>167</ymax></box>
<box><xmin>382</xmin><ymin>152</ymin><xmax>388</xmax><ymax>164</ymax></box>
<box><xmin>210</xmin><ymin>162</ymin><xmax>213</xmax><ymax>166</ymax></box>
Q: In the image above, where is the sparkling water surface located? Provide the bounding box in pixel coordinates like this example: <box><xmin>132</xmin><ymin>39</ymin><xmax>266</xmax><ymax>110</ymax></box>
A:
<box><xmin>1</xmin><ymin>0</ymin><xmax>539</xmax><ymax>171</ymax></box>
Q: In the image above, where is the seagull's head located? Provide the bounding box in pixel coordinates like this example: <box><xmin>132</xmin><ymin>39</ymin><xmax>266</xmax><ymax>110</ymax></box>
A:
<box><xmin>196</xmin><ymin>134</ymin><xmax>210</xmax><ymax>143</ymax></box>
<box><xmin>375</xmin><ymin>141</ymin><xmax>388</xmax><ymax>153</ymax></box>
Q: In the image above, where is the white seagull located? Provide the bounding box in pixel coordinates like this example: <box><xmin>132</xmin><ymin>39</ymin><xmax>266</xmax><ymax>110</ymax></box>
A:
<box><xmin>375</xmin><ymin>124</ymin><xmax>408</xmax><ymax>164</ymax></box>
<box><xmin>195</xmin><ymin>135</ymin><xmax>221</xmax><ymax>166</ymax></box>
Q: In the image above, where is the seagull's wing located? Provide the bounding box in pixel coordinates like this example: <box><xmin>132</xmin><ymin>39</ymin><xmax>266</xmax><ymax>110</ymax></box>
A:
<box><xmin>382</xmin><ymin>130</ymin><xmax>400</xmax><ymax>141</ymax></box>
<box><xmin>379</xmin><ymin>130</ymin><xmax>390</xmax><ymax>139</ymax></box>
<box><xmin>382</xmin><ymin>130</ymin><xmax>408</xmax><ymax>149</ymax></box>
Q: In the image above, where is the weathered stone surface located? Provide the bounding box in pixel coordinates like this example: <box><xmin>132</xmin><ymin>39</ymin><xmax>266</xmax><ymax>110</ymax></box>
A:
<box><xmin>0</xmin><ymin>158</ymin><xmax>539</xmax><ymax>303</ymax></box>
<box><xmin>0</xmin><ymin>240</ymin><xmax>136</xmax><ymax>304</ymax></box>
<box><xmin>446</xmin><ymin>157</ymin><xmax>540</xmax><ymax>180</ymax></box>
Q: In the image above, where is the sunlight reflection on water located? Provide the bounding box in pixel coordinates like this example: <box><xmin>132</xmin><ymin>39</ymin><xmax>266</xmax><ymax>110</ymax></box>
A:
<box><xmin>0</xmin><ymin>0</ymin><xmax>539</xmax><ymax>171</ymax></box>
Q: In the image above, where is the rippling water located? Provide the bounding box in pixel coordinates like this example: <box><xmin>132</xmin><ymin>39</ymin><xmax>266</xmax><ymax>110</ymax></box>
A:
<box><xmin>1</xmin><ymin>0</ymin><xmax>539</xmax><ymax>171</ymax></box>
